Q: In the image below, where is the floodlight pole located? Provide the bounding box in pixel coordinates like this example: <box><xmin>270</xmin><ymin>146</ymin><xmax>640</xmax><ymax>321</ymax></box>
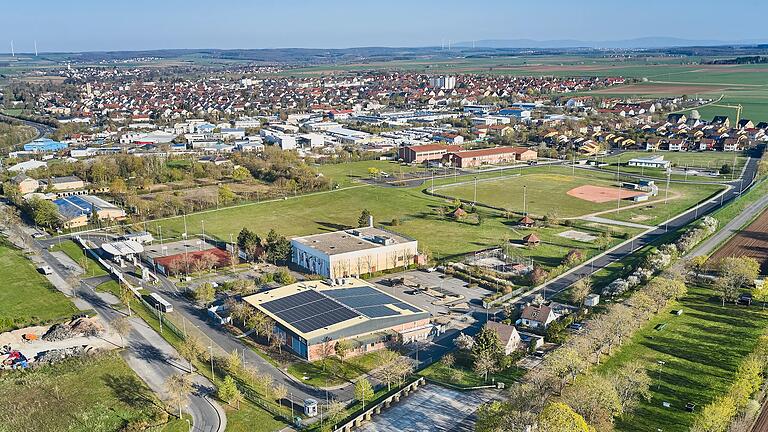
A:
<box><xmin>473</xmin><ymin>176</ymin><xmax>477</xmax><ymax>206</ymax></box>
<box><xmin>523</xmin><ymin>185</ymin><xmax>527</xmax><ymax>216</ymax></box>
<box><xmin>616</xmin><ymin>156</ymin><xmax>621</xmax><ymax>211</ymax></box>
<box><xmin>665</xmin><ymin>171</ymin><xmax>671</xmax><ymax>205</ymax></box>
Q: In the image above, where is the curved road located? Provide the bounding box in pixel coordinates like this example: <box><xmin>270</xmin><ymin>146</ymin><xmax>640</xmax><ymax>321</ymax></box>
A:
<box><xmin>0</xmin><ymin>112</ymin><xmax>56</xmax><ymax>141</ymax></box>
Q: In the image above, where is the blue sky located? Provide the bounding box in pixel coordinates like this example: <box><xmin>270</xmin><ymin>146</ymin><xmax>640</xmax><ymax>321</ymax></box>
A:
<box><xmin>3</xmin><ymin>0</ymin><xmax>768</xmax><ymax>52</ymax></box>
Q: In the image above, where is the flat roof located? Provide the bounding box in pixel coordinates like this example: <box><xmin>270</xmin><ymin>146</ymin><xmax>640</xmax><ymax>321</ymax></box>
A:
<box><xmin>292</xmin><ymin>227</ymin><xmax>415</xmax><ymax>256</ymax></box>
<box><xmin>143</xmin><ymin>239</ymin><xmax>217</xmax><ymax>259</ymax></box>
<box><xmin>243</xmin><ymin>278</ymin><xmax>428</xmax><ymax>343</ymax></box>
<box><xmin>102</xmin><ymin>240</ymin><xmax>144</xmax><ymax>256</ymax></box>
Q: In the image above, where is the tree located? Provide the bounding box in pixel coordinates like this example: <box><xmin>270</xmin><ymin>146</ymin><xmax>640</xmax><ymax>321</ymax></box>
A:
<box><xmin>570</xmin><ymin>277</ymin><xmax>592</xmax><ymax>308</ymax></box>
<box><xmin>218</xmin><ymin>375</ymin><xmax>244</xmax><ymax>409</ymax></box>
<box><xmin>264</xmin><ymin>229</ymin><xmax>291</xmax><ymax>264</ymax></box>
<box><xmin>193</xmin><ymin>282</ymin><xmax>216</xmax><ymax>304</ymax></box>
<box><xmin>232</xmin><ymin>166</ymin><xmax>253</xmax><ymax>182</ymax></box>
<box><xmin>271</xmin><ymin>383</ymin><xmax>288</xmax><ymax>404</ymax></box>
<box><xmin>716</xmin><ymin>257</ymin><xmax>760</xmax><ymax>305</ymax></box>
<box><xmin>178</xmin><ymin>335</ymin><xmax>203</xmax><ymax>373</ymax></box>
<box><xmin>687</xmin><ymin>255</ymin><xmax>709</xmax><ymax>276</ymax></box>
<box><xmin>454</xmin><ymin>333</ymin><xmax>475</xmax><ymax>351</ymax></box>
<box><xmin>563</xmin><ymin>248</ymin><xmax>585</xmax><ymax>266</ymax></box>
<box><xmin>611</xmin><ymin>362</ymin><xmax>651</xmax><ymax>413</ymax></box>
<box><xmin>226</xmin><ymin>349</ymin><xmax>242</xmax><ymax>374</ymax></box>
<box><xmin>537</xmin><ymin>402</ymin><xmax>593</xmax><ymax>432</ymax></box>
<box><xmin>354</xmin><ymin>378</ymin><xmax>374</xmax><ymax>410</ymax></box>
<box><xmin>595</xmin><ymin>232</ymin><xmax>612</xmax><ymax>250</ymax></box>
<box><xmin>237</xmin><ymin>227</ymin><xmax>262</xmax><ymax>262</ymax></box>
<box><xmin>358</xmin><ymin>209</ymin><xmax>372</xmax><ymax>228</ymax></box>
<box><xmin>111</xmin><ymin>316</ymin><xmax>131</xmax><ymax>347</ymax></box>
<box><xmin>27</xmin><ymin>197</ymin><xmax>61</xmax><ymax>229</ymax></box>
<box><xmin>753</xmin><ymin>282</ymin><xmax>768</xmax><ymax>309</ymax></box>
<box><xmin>529</xmin><ymin>265</ymin><xmax>549</xmax><ymax>286</ymax></box>
<box><xmin>335</xmin><ymin>339</ymin><xmax>353</xmax><ymax>364</ymax></box>
<box><xmin>563</xmin><ymin>374</ymin><xmax>622</xmax><ymax>431</ymax></box>
<box><xmin>325</xmin><ymin>399</ymin><xmax>346</xmax><ymax>424</ymax></box>
<box><xmin>441</xmin><ymin>353</ymin><xmax>455</xmax><ymax>369</ymax></box>
<box><xmin>690</xmin><ymin>395</ymin><xmax>737</xmax><ymax>432</ymax></box>
<box><xmin>218</xmin><ymin>185</ymin><xmax>237</xmax><ymax>206</ymax></box>
<box><xmin>544</xmin><ymin>347</ymin><xmax>587</xmax><ymax>394</ymax></box>
<box><xmin>119</xmin><ymin>286</ymin><xmax>134</xmax><ymax>316</ymax></box>
<box><xmin>164</xmin><ymin>373</ymin><xmax>193</xmax><ymax>418</ymax></box>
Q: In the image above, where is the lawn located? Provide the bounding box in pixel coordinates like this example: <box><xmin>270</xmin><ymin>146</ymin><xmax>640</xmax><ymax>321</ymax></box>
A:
<box><xmin>0</xmin><ymin>351</ymin><xmax>189</xmax><ymax>432</ymax></box>
<box><xmin>51</xmin><ymin>239</ymin><xmax>109</xmax><ymax>277</ymax></box>
<box><xmin>223</xmin><ymin>404</ymin><xmax>287</xmax><ymax>432</ymax></box>
<box><xmin>595</xmin><ymin>150</ymin><xmax>748</xmax><ymax>183</ymax></box>
<box><xmin>419</xmin><ymin>350</ymin><xmax>525</xmax><ymax>388</ymax></box>
<box><xmin>315</xmin><ymin>160</ymin><xmax>421</xmax><ymax>187</ymax></box>
<box><xmin>147</xmin><ymin>169</ymin><xmax>640</xmax><ymax>269</ymax></box>
<box><xmin>287</xmin><ymin>350</ymin><xmax>388</xmax><ymax>387</ymax></box>
<box><xmin>596</xmin><ymin>283</ymin><xmax>768</xmax><ymax>432</ymax></box>
<box><xmin>0</xmin><ymin>239</ymin><xmax>78</xmax><ymax>332</ymax></box>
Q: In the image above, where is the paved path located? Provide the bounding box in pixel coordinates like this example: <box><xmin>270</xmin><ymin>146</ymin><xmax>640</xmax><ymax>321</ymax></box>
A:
<box><xmin>77</xmin><ymin>281</ymin><xmax>226</xmax><ymax>432</ymax></box>
<box><xmin>580</xmin><ymin>216</ymin><xmax>654</xmax><ymax>229</ymax></box>
<box><xmin>688</xmin><ymin>184</ymin><xmax>768</xmax><ymax>259</ymax></box>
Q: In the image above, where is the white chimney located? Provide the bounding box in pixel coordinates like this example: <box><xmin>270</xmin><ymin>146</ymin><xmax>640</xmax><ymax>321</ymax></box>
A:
<box><xmin>368</xmin><ymin>215</ymin><xmax>374</xmax><ymax>228</ymax></box>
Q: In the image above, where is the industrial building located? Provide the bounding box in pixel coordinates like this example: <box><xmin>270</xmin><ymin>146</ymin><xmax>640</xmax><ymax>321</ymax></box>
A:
<box><xmin>291</xmin><ymin>226</ymin><xmax>420</xmax><ymax>278</ymax></box>
<box><xmin>53</xmin><ymin>195</ymin><xmax>126</xmax><ymax>228</ymax></box>
<box><xmin>243</xmin><ymin>278</ymin><xmax>432</xmax><ymax>360</ymax></box>
<box><xmin>23</xmin><ymin>138</ymin><xmax>68</xmax><ymax>153</ymax></box>
<box><xmin>444</xmin><ymin>146</ymin><xmax>538</xmax><ymax>168</ymax></box>
<box><xmin>397</xmin><ymin>143</ymin><xmax>463</xmax><ymax>163</ymax></box>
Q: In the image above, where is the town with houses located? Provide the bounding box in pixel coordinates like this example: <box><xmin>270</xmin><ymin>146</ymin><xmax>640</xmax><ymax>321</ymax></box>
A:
<box><xmin>3</xmin><ymin>8</ymin><xmax>768</xmax><ymax>432</ymax></box>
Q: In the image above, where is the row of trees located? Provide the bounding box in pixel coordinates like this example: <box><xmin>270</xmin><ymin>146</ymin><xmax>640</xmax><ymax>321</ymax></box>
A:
<box><xmin>237</xmin><ymin>227</ymin><xmax>291</xmax><ymax>265</ymax></box>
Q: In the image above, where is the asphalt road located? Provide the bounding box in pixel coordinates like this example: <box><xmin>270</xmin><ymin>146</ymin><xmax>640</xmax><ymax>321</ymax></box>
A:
<box><xmin>506</xmin><ymin>148</ymin><xmax>762</xmax><ymax>306</ymax></box>
<box><xmin>8</xmin><ymin>220</ymin><xmax>226</xmax><ymax>432</ymax></box>
<box><xmin>0</xmin><ymin>113</ymin><xmax>55</xmax><ymax>141</ymax></box>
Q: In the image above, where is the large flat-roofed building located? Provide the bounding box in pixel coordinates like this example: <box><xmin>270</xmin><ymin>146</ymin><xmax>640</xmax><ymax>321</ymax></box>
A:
<box><xmin>444</xmin><ymin>146</ymin><xmax>537</xmax><ymax>168</ymax></box>
<box><xmin>627</xmin><ymin>155</ymin><xmax>670</xmax><ymax>169</ymax></box>
<box><xmin>53</xmin><ymin>195</ymin><xmax>126</xmax><ymax>228</ymax></box>
<box><xmin>243</xmin><ymin>278</ymin><xmax>432</xmax><ymax>360</ymax></box>
<box><xmin>291</xmin><ymin>227</ymin><xmax>419</xmax><ymax>278</ymax></box>
<box><xmin>398</xmin><ymin>143</ymin><xmax>463</xmax><ymax>163</ymax></box>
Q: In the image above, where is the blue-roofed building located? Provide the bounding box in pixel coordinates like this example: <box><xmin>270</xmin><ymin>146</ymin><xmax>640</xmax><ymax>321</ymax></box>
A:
<box><xmin>24</xmin><ymin>138</ymin><xmax>68</xmax><ymax>153</ymax></box>
<box><xmin>53</xmin><ymin>195</ymin><xmax>126</xmax><ymax>228</ymax></box>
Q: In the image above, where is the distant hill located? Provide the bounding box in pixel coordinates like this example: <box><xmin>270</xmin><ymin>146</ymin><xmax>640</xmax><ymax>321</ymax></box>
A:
<box><xmin>455</xmin><ymin>37</ymin><xmax>766</xmax><ymax>49</ymax></box>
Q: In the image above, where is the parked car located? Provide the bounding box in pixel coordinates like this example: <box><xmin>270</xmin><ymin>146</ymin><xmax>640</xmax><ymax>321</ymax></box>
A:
<box><xmin>738</xmin><ymin>293</ymin><xmax>753</xmax><ymax>306</ymax></box>
<box><xmin>567</xmin><ymin>322</ymin><xmax>584</xmax><ymax>331</ymax></box>
<box><xmin>37</xmin><ymin>266</ymin><xmax>53</xmax><ymax>275</ymax></box>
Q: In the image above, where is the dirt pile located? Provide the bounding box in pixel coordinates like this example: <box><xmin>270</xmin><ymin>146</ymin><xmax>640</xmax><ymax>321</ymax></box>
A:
<box><xmin>42</xmin><ymin>318</ymin><xmax>104</xmax><ymax>342</ymax></box>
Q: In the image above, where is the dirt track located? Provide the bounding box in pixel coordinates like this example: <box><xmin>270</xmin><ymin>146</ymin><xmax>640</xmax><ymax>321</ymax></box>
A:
<box><xmin>710</xmin><ymin>209</ymin><xmax>768</xmax><ymax>272</ymax></box>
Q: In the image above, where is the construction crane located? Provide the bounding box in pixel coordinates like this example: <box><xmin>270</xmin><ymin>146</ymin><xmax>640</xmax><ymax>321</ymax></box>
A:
<box><xmin>709</xmin><ymin>102</ymin><xmax>743</xmax><ymax>126</ymax></box>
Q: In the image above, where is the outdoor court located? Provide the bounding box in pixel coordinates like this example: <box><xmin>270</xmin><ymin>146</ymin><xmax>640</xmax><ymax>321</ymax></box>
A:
<box><xmin>567</xmin><ymin>185</ymin><xmax>646</xmax><ymax>203</ymax></box>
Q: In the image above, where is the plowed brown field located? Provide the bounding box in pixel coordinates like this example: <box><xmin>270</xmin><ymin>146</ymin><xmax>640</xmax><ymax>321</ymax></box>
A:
<box><xmin>711</xmin><ymin>210</ymin><xmax>768</xmax><ymax>273</ymax></box>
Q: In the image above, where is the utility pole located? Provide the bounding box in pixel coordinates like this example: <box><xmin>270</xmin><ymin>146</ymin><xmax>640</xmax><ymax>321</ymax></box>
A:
<box><xmin>665</xmin><ymin>170</ymin><xmax>671</xmax><ymax>205</ymax></box>
<box><xmin>473</xmin><ymin>176</ymin><xmax>478</xmax><ymax>205</ymax></box>
<box><xmin>616</xmin><ymin>156</ymin><xmax>622</xmax><ymax>211</ymax></box>
<box><xmin>523</xmin><ymin>185</ymin><xmax>527</xmax><ymax>215</ymax></box>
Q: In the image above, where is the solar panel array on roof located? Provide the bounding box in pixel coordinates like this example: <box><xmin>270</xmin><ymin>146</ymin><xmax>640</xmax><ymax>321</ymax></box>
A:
<box><xmin>54</xmin><ymin>197</ymin><xmax>92</xmax><ymax>219</ymax></box>
<box><xmin>261</xmin><ymin>290</ymin><xmax>360</xmax><ymax>334</ymax></box>
<box><xmin>323</xmin><ymin>287</ymin><xmax>422</xmax><ymax>318</ymax></box>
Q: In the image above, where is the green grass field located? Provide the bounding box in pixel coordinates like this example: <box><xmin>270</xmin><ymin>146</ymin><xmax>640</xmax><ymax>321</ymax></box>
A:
<box><xmin>315</xmin><ymin>160</ymin><xmax>421</xmax><ymax>187</ymax></box>
<box><xmin>146</xmin><ymin>167</ymin><xmax>644</xmax><ymax>268</ymax></box>
<box><xmin>419</xmin><ymin>350</ymin><xmax>524</xmax><ymax>388</ymax></box>
<box><xmin>597</xmin><ymin>283</ymin><xmax>768</xmax><ymax>432</ymax></box>
<box><xmin>51</xmin><ymin>239</ymin><xmax>109</xmax><ymax>277</ymax></box>
<box><xmin>287</xmin><ymin>350</ymin><xmax>387</xmax><ymax>387</ymax></box>
<box><xmin>0</xmin><ymin>239</ymin><xmax>78</xmax><ymax>332</ymax></box>
<box><xmin>0</xmin><ymin>352</ymin><xmax>189</xmax><ymax>431</ymax></box>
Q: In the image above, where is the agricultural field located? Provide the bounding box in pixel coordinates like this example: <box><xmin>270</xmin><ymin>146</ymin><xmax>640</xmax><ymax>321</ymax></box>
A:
<box><xmin>0</xmin><ymin>352</ymin><xmax>189</xmax><ymax>432</ymax></box>
<box><xmin>709</xmin><ymin>207</ymin><xmax>768</xmax><ymax>273</ymax></box>
<box><xmin>0</xmin><ymin>239</ymin><xmax>78</xmax><ymax>332</ymax></box>
<box><xmin>597</xmin><ymin>283</ymin><xmax>768</xmax><ymax>432</ymax></box>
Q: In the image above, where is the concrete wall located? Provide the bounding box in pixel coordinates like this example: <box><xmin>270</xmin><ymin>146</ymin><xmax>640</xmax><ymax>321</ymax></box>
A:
<box><xmin>333</xmin><ymin>377</ymin><xmax>426</xmax><ymax>432</ymax></box>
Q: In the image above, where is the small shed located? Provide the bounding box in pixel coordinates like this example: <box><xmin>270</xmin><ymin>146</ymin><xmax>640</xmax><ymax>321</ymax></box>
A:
<box><xmin>451</xmin><ymin>207</ymin><xmax>467</xmax><ymax>219</ymax></box>
<box><xmin>584</xmin><ymin>293</ymin><xmax>600</xmax><ymax>307</ymax></box>
<box><xmin>519</xmin><ymin>215</ymin><xmax>535</xmax><ymax>227</ymax></box>
<box><xmin>522</xmin><ymin>233</ymin><xmax>541</xmax><ymax>247</ymax></box>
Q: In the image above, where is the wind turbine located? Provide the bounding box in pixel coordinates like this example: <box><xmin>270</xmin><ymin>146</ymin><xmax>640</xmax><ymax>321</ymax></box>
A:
<box><xmin>34</xmin><ymin>40</ymin><xmax>38</xmax><ymax>56</ymax></box>
<box><xmin>10</xmin><ymin>40</ymin><xmax>14</xmax><ymax>57</ymax></box>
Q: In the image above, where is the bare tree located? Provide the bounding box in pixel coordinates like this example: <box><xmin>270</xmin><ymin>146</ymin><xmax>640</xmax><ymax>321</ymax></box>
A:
<box><xmin>164</xmin><ymin>373</ymin><xmax>193</xmax><ymax>418</ymax></box>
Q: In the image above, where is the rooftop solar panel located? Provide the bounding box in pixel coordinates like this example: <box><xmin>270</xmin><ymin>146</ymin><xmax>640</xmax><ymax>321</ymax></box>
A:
<box><xmin>356</xmin><ymin>305</ymin><xmax>399</xmax><ymax>318</ymax></box>
<box><xmin>261</xmin><ymin>289</ymin><xmax>361</xmax><ymax>334</ymax></box>
<box><xmin>323</xmin><ymin>287</ymin><xmax>422</xmax><ymax>318</ymax></box>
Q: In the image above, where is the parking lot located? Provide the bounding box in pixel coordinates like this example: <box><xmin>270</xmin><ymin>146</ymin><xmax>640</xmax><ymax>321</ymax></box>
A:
<box><xmin>356</xmin><ymin>384</ymin><xmax>498</xmax><ymax>432</ymax></box>
<box><xmin>370</xmin><ymin>270</ymin><xmax>492</xmax><ymax>313</ymax></box>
